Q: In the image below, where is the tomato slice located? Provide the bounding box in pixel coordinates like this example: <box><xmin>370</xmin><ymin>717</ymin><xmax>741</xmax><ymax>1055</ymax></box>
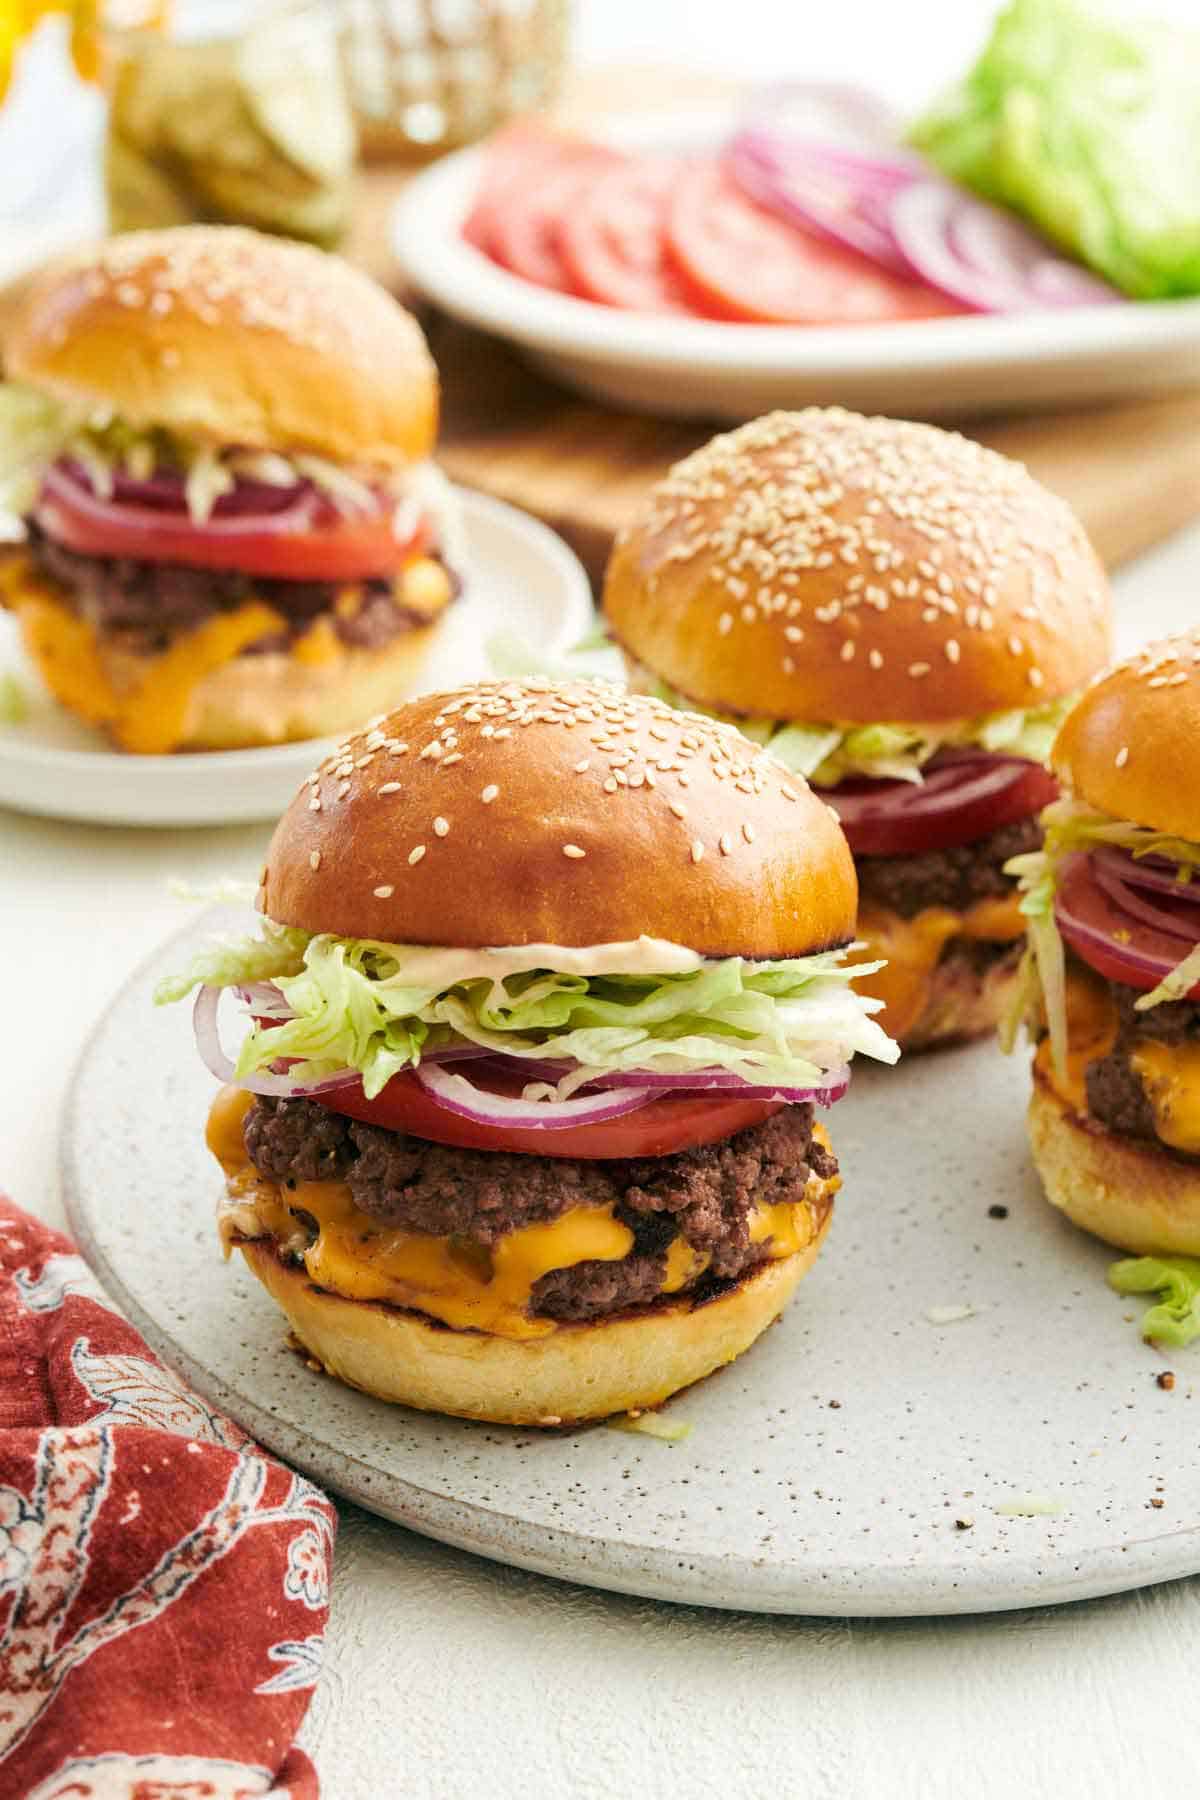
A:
<box><xmin>321</xmin><ymin>1068</ymin><xmax>783</xmax><ymax>1158</ymax></box>
<box><xmin>462</xmin><ymin>122</ymin><xmax>598</xmax><ymax>256</ymax></box>
<box><xmin>1056</xmin><ymin>854</ymin><xmax>1200</xmax><ymax>998</ymax></box>
<box><xmin>818</xmin><ymin>755</ymin><xmax>1059</xmax><ymax>857</ymax></box>
<box><xmin>35</xmin><ymin>470</ymin><xmax>421</xmax><ymax>582</ymax></box>
<box><xmin>557</xmin><ymin>157</ymin><xmax>705</xmax><ymax>315</ymax></box>
<box><xmin>665</xmin><ymin>159</ymin><xmax>959</xmax><ymax>324</ymax></box>
<box><xmin>488</xmin><ymin>148</ymin><xmax>625</xmax><ymax>292</ymax></box>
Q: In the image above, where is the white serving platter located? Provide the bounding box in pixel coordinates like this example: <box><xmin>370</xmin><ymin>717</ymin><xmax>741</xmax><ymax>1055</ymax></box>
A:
<box><xmin>62</xmin><ymin>905</ymin><xmax>1200</xmax><ymax>1618</ymax></box>
<box><xmin>392</xmin><ymin>110</ymin><xmax>1200</xmax><ymax>422</ymax></box>
<box><xmin>0</xmin><ymin>487</ymin><xmax>593</xmax><ymax>827</ymax></box>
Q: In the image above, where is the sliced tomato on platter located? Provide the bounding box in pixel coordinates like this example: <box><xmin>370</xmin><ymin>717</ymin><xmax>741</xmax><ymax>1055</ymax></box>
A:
<box><xmin>1056</xmin><ymin>853</ymin><xmax>1200</xmax><ymax>998</ymax></box>
<box><xmin>35</xmin><ymin>463</ymin><xmax>423</xmax><ymax>582</ymax></box>
<box><xmin>557</xmin><ymin>156</ymin><xmax>707</xmax><ymax>315</ymax></box>
<box><xmin>488</xmin><ymin>145</ymin><xmax>626</xmax><ymax>291</ymax></box>
<box><xmin>818</xmin><ymin>754</ymin><xmax>1058</xmax><ymax>857</ymax></box>
<box><xmin>461</xmin><ymin>121</ymin><xmax>594</xmax><ymax>255</ymax></box>
<box><xmin>321</xmin><ymin>1067</ymin><xmax>783</xmax><ymax>1158</ymax></box>
<box><xmin>665</xmin><ymin>158</ymin><xmax>959</xmax><ymax>324</ymax></box>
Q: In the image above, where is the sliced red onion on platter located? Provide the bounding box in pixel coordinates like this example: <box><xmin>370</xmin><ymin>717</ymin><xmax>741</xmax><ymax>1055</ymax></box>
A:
<box><xmin>742</xmin><ymin>82</ymin><xmax>913</xmax><ymax>159</ymax></box>
<box><xmin>888</xmin><ymin>181</ymin><xmax>1122</xmax><ymax>313</ymax></box>
<box><xmin>193</xmin><ymin>986</ymin><xmax>358</xmax><ymax>1099</ymax></box>
<box><xmin>413</xmin><ymin>1059</ymin><xmax>656</xmax><ymax>1130</ymax></box>
<box><xmin>728</xmin><ymin>131</ymin><xmax>916</xmax><ymax>275</ymax></box>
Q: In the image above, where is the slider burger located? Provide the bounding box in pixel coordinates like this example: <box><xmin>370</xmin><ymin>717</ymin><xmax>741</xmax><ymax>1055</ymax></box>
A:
<box><xmin>0</xmin><ymin>225</ymin><xmax>459</xmax><ymax>753</ymax></box>
<box><xmin>162</xmin><ymin>678</ymin><xmax>898</xmax><ymax>1425</ymax></box>
<box><xmin>1010</xmin><ymin>630</ymin><xmax>1200</xmax><ymax>1252</ymax></box>
<box><xmin>604</xmin><ymin>408</ymin><xmax>1113</xmax><ymax>1050</ymax></box>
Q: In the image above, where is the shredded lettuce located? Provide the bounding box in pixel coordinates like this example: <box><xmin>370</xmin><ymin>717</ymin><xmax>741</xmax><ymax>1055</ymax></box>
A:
<box><xmin>910</xmin><ymin>0</ymin><xmax>1200</xmax><ymax>301</ymax></box>
<box><xmin>158</xmin><ymin>922</ymin><xmax>899</xmax><ymax>1099</ymax></box>
<box><xmin>627</xmin><ymin>657</ymin><xmax>1076</xmax><ymax>786</ymax></box>
<box><xmin>1007</xmin><ymin>797</ymin><xmax>1200</xmax><ymax>1066</ymax></box>
<box><xmin>1109</xmin><ymin>1255</ymin><xmax>1200</xmax><ymax>1347</ymax></box>
<box><xmin>0</xmin><ymin>379</ymin><xmax>455</xmax><ymax>539</ymax></box>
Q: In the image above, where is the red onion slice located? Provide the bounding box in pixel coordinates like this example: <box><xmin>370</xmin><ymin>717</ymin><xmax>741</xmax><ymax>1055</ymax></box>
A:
<box><xmin>39</xmin><ymin>460</ymin><xmax>322</xmax><ymax>542</ymax></box>
<box><xmin>95</xmin><ymin>463</ymin><xmax>309</xmax><ymax>517</ymax></box>
<box><xmin>745</xmin><ymin>82</ymin><xmax>913</xmax><ymax>159</ymax></box>
<box><xmin>585</xmin><ymin>1065</ymin><xmax>851</xmax><ymax>1104</ymax></box>
<box><xmin>413</xmin><ymin>1060</ymin><xmax>656</xmax><ymax>1130</ymax></box>
<box><xmin>1090</xmin><ymin>846</ymin><xmax>1200</xmax><ymax>904</ymax></box>
<box><xmin>889</xmin><ymin>181</ymin><xmax>1122</xmax><ymax>313</ymax></box>
<box><xmin>193</xmin><ymin>986</ymin><xmax>358</xmax><ymax>1099</ymax></box>
<box><xmin>728</xmin><ymin>131</ymin><xmax>916</xmax><ymax>275</ymax></box>
<box><xmin>1090</xmin><ymin>856</ymin><xmax>1200</xmax><ymax>944</ymax></box>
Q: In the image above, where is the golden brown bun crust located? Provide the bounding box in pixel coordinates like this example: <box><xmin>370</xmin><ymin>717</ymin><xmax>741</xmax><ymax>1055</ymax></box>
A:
<box><xmin>240</xmin><ymin>1230</ymin><xmax>825</xmax><ymax>1425</ymax></box>
<box><xmin>896</xmin><ymin>939</ymin><xmax>1022</xmax><ymax>1053</ymax></box>
<box><xmin>1029</xmin><ymin>1070</ymin><xmax>1200</xmax><ymax>1254</ymax></box>
<box><xmin>604</xmin><ymin>408</ymin><xmax>1112</xmax><ymax>724</ymax></box>
<box><xmin>260</xmin><ymin>679</ymin><xmax>858</xmax><ymax>955</ymax></box>
<box><xmin>1052</xmin><ymin>628</ymin><xmax>1200</xmax><ymax>839</ymax></box>
<box><xmin>8</xmin><ymin>226</ymin><xmax>437</xmax><ymax>465</ymax></box>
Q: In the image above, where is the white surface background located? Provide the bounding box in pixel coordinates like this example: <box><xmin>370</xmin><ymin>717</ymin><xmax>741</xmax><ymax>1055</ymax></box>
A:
<box><xmin>4</xmin><ymin>3</ymin><xmax>1200</xmax><ymax>1795</ymax></box>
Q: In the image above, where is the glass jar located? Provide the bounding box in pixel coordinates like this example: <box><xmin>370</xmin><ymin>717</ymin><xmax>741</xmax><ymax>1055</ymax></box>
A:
<box><xmin>339</xmin><ymin>0</ymin><xmax>570</xmax><ymax>160</ymax></box>
<box><xmin>103</xmin><ymin>0</ymin><xmax>357</xmax><ymax>246</ymax></box>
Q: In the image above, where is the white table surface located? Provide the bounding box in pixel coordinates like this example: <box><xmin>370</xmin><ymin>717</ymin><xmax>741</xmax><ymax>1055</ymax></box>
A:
<box><xmin>6</xmin><ymin>3</ymin><xmax>1200</xmax><ymax>1794</ymax></box>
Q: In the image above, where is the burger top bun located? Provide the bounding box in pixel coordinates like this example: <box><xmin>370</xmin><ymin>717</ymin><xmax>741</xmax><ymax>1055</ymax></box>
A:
<box><xmin>1052</xmin><ymin>628</ymin><xmax>1200</xmax><ymax>840</ymax></box>
<box><xmin>260</xmin><ymin>678</ymin><xmax>858</xmax><ymax>957</ymax></box>
<box><xmin>604</xmin><ymin>408</ymin><xmax>1112</xmax><ymax>726</ymax></box>
<box><xmin>8</xmin><ymin>225</ymin><xmax>437</xmax><ymax>467</ymax></box>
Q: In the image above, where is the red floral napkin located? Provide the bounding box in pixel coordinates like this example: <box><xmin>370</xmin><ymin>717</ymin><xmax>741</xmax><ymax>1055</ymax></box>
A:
<box><xmin>0</xmin><ymin>1197</ymin><xmax>336</xmax><ymax>1798</ymax></box>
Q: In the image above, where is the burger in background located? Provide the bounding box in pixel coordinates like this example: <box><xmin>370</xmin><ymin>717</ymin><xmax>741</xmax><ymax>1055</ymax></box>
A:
<box><xmin>0</xmin><ymin>225</ymin><xmax>462</xmax><ymax>754</ymax></box>
<box><xmin>162</xmin><ymin>678</ymin><xmax>898</xmax><ymax>1425</ymax></box>
<box><xmin>1010</xmin><ymin>631</ymin><xmax>1200</xmax><ymax>1255</ymax></box>
<box><xmin>603</xmin><ymin>407</ymin><xmax>1112</xmax><ymax>1051</ymax></box>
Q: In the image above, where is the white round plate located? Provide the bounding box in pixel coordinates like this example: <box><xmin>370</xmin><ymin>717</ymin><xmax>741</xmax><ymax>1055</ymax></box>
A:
<box><xmin>0</xmin><ymin>488</ymin><xmax>593</xmax><ymax>827</ymax></box>
<box><xmin>64</xmin><ymin>905</ymin><xmax>1200</xmax><ymax>1617</ymax></box>
<box><xmin>392</xmin><ymin>108</ymin><xmax>1200</xmax><ymax>422</ymax></box>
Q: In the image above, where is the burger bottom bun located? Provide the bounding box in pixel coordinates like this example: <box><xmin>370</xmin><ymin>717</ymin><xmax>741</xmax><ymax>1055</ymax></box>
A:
<box><xmin>1029</xmin><ymin>1073</ymin><xmax>1200</xmax><ymax>1256</ymax></box>
<box><xmin>897</xmin><ymin>939</ymin><xmax>1022</xmax><ymax>1055</ymax></box>
<box><xmin>164</xmin><ymin>629</ymin><xmax>442</xmax><ymax>752</ymax></box>
<box><xmin>239</xmin><ymin>1221</ymin><xmax>830</xmax><ymax>1425</ymax></box>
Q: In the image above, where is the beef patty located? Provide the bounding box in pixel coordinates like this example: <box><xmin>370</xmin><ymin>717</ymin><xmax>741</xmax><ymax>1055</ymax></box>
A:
<box><xmin>856</xmin><ymin>815</ymin><xmax>1041</xmax><ymax>919</ymax></box>
<box><xmin>243</xmin><ymin>1098</ymin><xmax>835</xmax><ymax>1322</ymax></box>
<box><xmin>15</xmin><ymin>522</ymin><xmax>454</xmax><ymax>656</ymax></box>
<box><xmin>1084</xmin><ymin>972</ymin><xmax>1200</xmax><ymax>1154</ymax></box>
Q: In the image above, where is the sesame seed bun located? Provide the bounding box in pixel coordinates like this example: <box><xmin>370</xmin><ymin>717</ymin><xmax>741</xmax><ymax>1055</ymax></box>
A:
<box><xmin>7</xmin><ymin>226</ymin><xmax>437</xmax><ymax>466</ymax></box>
<box><xmin>1051</xmin><ymin>628</ymin><xmax>1200</xmax><ymax>838</ymax></box>
<box><xmin>603</xmin><ymin>408</ymin><xmax>1112</xmax><ymax>725</ymax></box>
<box><xmin>1029</xmin><ymin>1069</ymin><xmax>1200</xmax><ymax>1255</ymax></box>
<box><xmin>259</xmin><ymin>679</ymin><xmax>858</xmax><ymax>956</ymax></box>
<box><xmin>238</xmin><ymin>1225</ymin><xmax>826</xmax><ymax>1426</ymax></box>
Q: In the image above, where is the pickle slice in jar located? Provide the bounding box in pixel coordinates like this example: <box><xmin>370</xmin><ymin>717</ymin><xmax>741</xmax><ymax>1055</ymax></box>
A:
<box><xmin>237</xmin><ymin>12</ymin><xmax>355</xmax><ymax>187</ymax></box>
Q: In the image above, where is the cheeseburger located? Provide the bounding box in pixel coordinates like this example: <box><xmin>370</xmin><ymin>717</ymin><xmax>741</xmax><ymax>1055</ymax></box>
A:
<box><xmin>162</xmin><ymin>678</ymin><xmax>897</xmax><ymax>1425</ymax></box>
<box><xmin>0</xmin><ymin>226</ymin><xmax>460</xmax><ymax>753</ymax></box>
<box><xmin>604</xmin><ymin>408</ymin><xmax>1113</xmax><ymax>1051</ymax></box>
<box><xmin>1011</xmin><ymin>630</ymin><xmax>1200</xmax><ymax>1253</ymax></box>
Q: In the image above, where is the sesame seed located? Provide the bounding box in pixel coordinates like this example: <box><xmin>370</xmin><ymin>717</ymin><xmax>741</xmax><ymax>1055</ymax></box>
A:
<box><xmin>563</xmin><ymin>844</ymin><xmax>586</xmax><ymax>859</ymax></box>
<box><xmin>669</xmin><ymin>801</ymin><xmax>688</xmax><ymax>820</ymax></box>
<box><xmin>691</xmin><ymin>839</ymin><xmax>705</xmax><ymax>864</ymax></box>
<box><xmin>574</xmin><ymin>760</ymin><xmax>591</xmax><ymax>773</ymax></box>
<box><xmin>481</xmin><ymin>785</ymin><xmax>499</xmax><ymax>804</ymax></box>
<box><xmin>603</xmin><ymin>777</ymin><xmax>619</xmax><ymax>793</ymax></box>
<box><xmin>441</xmin><ymin>752</ymin><xmax>462</xmax><ymax>767</ymax></box>
<box><xmin>908</xmin><ymin>661</ymin><xmax>931</xmax><ymax>678</ymax></box>
<box><xmin>378</xmin><ymin>781</ymin><xmax>401</xmax><ymax>795</ymax></box>
<box><xmin>742</xmin><ymin>821</ymin><xmax>756</xmax><ymax>843</ymax></box>
<box><xmin>840</xmin><ymin>640</ymin><xmax>855</xmax><ymax>662</ymax></box>
<box><xmin>1115</xmin><ymin>746</ymin><xmax>1130</xmax><ymax>767</ymax></box>
<box><xmin>433</xmin><ymin>816</ymin><xmax>449</xmax><ymax>837</ymax></box>
<box><xmin>309</xmin><ymin>851</ymin><xmax>321</xmax><ymax>870</ymax></box>
<box><xmin>373</xmin><ymin>885</ymin><xmax>394</xmax><ymax>898</ymax></box>
<box><xmin>944</xmin><ymin>639</ymin><xmax>961</xmax><ymax>664</ymax></box>
<box><xmin>718</xmin><ymin>612</ymin><xmax>733</xmax><ymax>636</ymax></box>
<box><xmin>408</xmin><ymin>846</ymin><xmax>426</xmax><ymax>865</ymax></box>
<box><xmin>719</xmin><ymin>833</ymin><xmax>733</xmax><ymax>855</ymax></box>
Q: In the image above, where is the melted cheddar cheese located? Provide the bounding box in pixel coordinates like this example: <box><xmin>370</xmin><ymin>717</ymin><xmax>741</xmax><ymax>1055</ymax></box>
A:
<box><xmin>2</xmin><ymin>548</ymin><xmax>452</xmax><ymax>754</ymax></box>
<box><xmin>1033</xmin><ymin>964</ymin><xmax>1118</xmax><ymax>1114</ymax></box>
<box><xmin>852</xmin><ymin>891</ymin><xmax>1026</xmax><ymax>1041</ymax></box>
<box><xmin>1129</xmin><ymin>1041</ymin><xmax>1200</xmax><ymax>1156</ymax></box>
<box><xmin>207</xmin><ymin>1088</ymin><xmax>838</xmax><ymax>1339</ymax></box>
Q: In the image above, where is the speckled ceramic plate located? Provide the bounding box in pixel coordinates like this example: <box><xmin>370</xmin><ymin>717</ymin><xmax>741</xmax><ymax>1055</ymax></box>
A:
<box><xmin>0</xmin><ymin>489</ymin><xmax>593</xmax><ymax>827</ymax></box>
<box><xmin>63</xmin><ymin>906</ymin><xmax>1200</xmax><ymax>1617</ymax></box>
